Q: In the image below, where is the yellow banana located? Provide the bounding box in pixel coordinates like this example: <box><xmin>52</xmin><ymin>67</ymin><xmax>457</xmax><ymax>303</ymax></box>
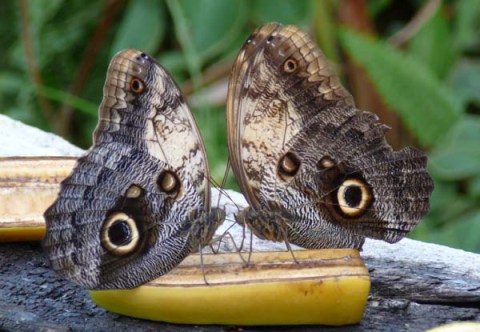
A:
<box><xmin>0</xmin><ymin>157</ymin><xmax>76</xmax><ymax>241</ymax></box>
<box><xmin>91</xmin><ymin>249</ymin><xmax>370</xmax><ymax>325</ymax></box>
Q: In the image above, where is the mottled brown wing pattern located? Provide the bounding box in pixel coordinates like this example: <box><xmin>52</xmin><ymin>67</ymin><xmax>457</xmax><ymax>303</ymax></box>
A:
<box><xmin>43</xmin><ymin>50</ymin><xmax>223</xmax><ymax>289</ymax></box>
<box><xmin>227</xmin><ymin>23</ymin><xmax>433</xmax><ymax>249</ymax></box>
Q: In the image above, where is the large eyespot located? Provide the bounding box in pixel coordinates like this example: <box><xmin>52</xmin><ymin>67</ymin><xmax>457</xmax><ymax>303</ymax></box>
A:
<box><xmin>278</xmin><ymin>152</ymin><xmax>301</xmax><ymax>179</ymax></box>
<box><xmin>283</xmin><ymin>58</ymin><xmax>298</xmax><ymax>73</ymax></box>
<box><xmin>335</xmin><ymin>178</ymin><xmax>373</xmax><ymax>217</ymax></box>
<box><xmin>130</xmin><ymin>77</ymin><xmax>145</xmax><ymax>94</ymax></box>
<box><xmin>101</xmin><ymin>212</ymin><xmax>140</xmax><ymax>256</ymax></box>
<box><xmin>157</xmin><ymin>170</ymin><xmax>181</xmax><ymax>196</ymax></box>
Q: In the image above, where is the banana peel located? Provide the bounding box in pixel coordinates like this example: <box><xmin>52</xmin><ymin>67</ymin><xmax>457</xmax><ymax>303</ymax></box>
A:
<box><xmin>0</xmin><ymin>157</ymin><xmax>76</xmax><ymax>241</ymax></box>
<box><xmin>91</xmin><ymin>249</ymin><xmax>370</xmax><ymax>325</ymax></box>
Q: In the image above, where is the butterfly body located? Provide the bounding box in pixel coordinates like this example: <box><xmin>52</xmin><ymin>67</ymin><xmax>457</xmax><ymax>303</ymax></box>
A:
<box><xmin>227</xmin><ymin>23</ymin><xmax>433</xmax><ymax>249</ymax></box>
<box><xmin>44</xmin><ymin>50</ymin><xmax>223</xmax><ymax>289</ymax></box>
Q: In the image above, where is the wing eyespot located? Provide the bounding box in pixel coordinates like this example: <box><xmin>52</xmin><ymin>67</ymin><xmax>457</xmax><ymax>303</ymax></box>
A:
<box><xmin>278</xmin><ymin>152</ymin><xmax>301</xmax><ymax>179</ymax></box>
<box><xmin>130</xmin><ymin>77</ymin><xmax>145</xmax><ymax>94</ymax></box>
<box><xmin>101</xmin><ymin>212</ymin><xmax>140</xmax><ymax>256</ymax></box>
<box><xmin>317</xmin><ymin>156</ymin><xmax>336</xmax><ymax>170</ymax></box>
<box><xmin>283</xmin><ymin>58</ymin><xmax>298</xmax><ymax>73</ymax></box>
<box><xmin>334</xmin><ymin>178</ymin><xmax>373</xmax><ymax>218</ymax></box>
<box><xmin>125</xmin><ymin>184</ymin><xmax>144</xmax><ymax>198</ymax></box>
<box><xmin>157</xmin><ymin>170</ymin><xmax>181</xmax><ymax>197</ymax></box>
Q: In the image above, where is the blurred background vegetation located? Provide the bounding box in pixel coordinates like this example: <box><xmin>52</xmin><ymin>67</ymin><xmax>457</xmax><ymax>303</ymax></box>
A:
<box><xmin>1</xmin><ymin>0</ymin><xmax>479</xmax><ymax>252</ymax></box>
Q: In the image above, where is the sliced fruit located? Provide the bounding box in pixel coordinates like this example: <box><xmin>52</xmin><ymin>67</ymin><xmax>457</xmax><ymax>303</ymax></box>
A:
<box><xmin>0</xmin><ymin>157</ymin><xmax>76</xmax><ymax>241</ymax></box>
<box><xmin>91</xmin><ymin>249</ymin><xmax>370</xmax><ymax>325</ymax></box>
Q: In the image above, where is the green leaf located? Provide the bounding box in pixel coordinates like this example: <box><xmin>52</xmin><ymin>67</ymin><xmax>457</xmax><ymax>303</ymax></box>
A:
<box><xmin>110</xmin><ymin>0</ymin><xmax>165</xmax><ymax>56</ymax></box>
<box><xmin>179</xmin><ymin>0</ymin><xmax>247</xmax><ymax>61</ymax></box>
<box><xmin>165</xmin><ymin>0</ymin><xmax>202</xmax><ymax>87</ymax></box>
<box><xmin>339</xmin><ymin>30</ymin><xmax>462</xmax><ymax>147</ymax></box>
<box><xmin>367</xmin><ymin>0</ymin><xmax>391</xmax><ymax>17</ymax></box>
<box><xmin>448</xmin><ymin>59</ymin><xmax>480</xmax><ymax>107</ymax></box>
<box><xmin>408</xmin><ymin>9</ymin><xmax>455</xmax><ymax>79</ymax></box>
<box><xmin>454</xmin><ymin>0</ymin><xmax>480</xmax><ymax>52</ymax></box>
<box><xmin>429</xmin><ymin>116</ymin><xmax>480</xmax><ymax>180</ymax></box>
<box><xmin>253</xmin><ymin>0</ymin><xmax>311</xmax><ymax>26</ymax></box>
<box><xmin>313</xmin><ymin>0</ymin><xmax>338</xmax><ymax>61</ymax></box>
<box><xmin>158</xmin><ymin>50</ymin><xmax>188</xmax><ymax>78</ymax></box>
<box><xmin>0</xmin><ymin>72</ymin><xmax>24</xmax><ymax>94</ymax></box>
<box><xmin>166</xmin><ymin>0</ymin><xmax>247</xmax><ymax>88</ymax></box>
<box><xmin>469</xmin><ymin>176</ymin><xmax>480</xmax><ymax>199</ymax></box>
<box><xmin>194</xmin><ymin>106</ymin><xmax>233</xmax><ymax>186</ymax></box>
<box><xmin>428</xmin><ymin>211</ymin><xmax>480</xmax><ymax>253</ymax></box>
<box><xmin>28</xmin><ymin>0</ymin><xmax>65</xmax><ymax>30</ymax></box>
<box><xmin>38</xmin><ymin>86</ymin><xmax>97</xmax><ymax>116</ymax></box>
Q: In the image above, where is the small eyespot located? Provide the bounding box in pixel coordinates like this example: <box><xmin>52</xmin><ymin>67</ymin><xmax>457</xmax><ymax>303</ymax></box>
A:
<box><xmin>245</xmin><ymin>33</ymin><xmax>256</xmax><ymax>47</ymax></box>
<box><xmin>266</xmin><ymin>35</ymin><xmax>274</xmax><ymax>43</ymax></box>
<box><xmin>283</xmin><ymin>59</ymin><xmax>297</xmax><ymax>73</ymax></box>
<box><xmin>318</xmin><ymin>156</ymin><xmax>335</xmax><ymax>170</ymax></box>
<box><xmin>157</xmin><ymin>170</ymin><xmax>181</xmax><ymax>196</ymax></box>
<box><xmin>130</xmin><ymin>78</ymin><xmax>145</xmax><ymax>94</ymax></box>
<box><xmin>125</xmin><ymin>184</ymin><xmax>144</xmax><ymax>199</ymax></box>
<box><xmin>136</xmin><ymin>52</ymin><xmax>149</xmax><ymax>62</ymax></box>
<box><xmin>278</xmin><ymin>152</ymin><xmax>301</xmax><ymax>179</ymax></box>
<box><xmin>335</xmin><ymin>178</ymin><xmax>373</xmax><ymax>217</ymax></box>
<box><xmin>101</xmin><ymin>212</ymin><xmax>140</xmax><ymax>256</ymax></box>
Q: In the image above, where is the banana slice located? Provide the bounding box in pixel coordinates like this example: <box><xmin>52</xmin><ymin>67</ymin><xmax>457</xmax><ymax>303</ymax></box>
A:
<box><xmin>0</xmin><ymin>157</ymin><xmax>76</xmax><ymax>241</ymax></box>
<box><xmin>91</xmin><ymin>249</ymin><xmax>370</xmax><ymax>325</ymax></box>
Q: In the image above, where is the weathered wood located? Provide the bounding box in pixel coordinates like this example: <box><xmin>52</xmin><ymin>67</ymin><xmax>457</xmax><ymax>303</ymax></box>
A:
<box><xmin>1</xmin><ymin>239</ymin><xmax>479</xmax><ymax>332</ymax></box>
<box><xmin>0</xmin><ymin>115</ymin><xmax>479</xmax><ymax>331</ymax></box>
<box><xmin>363</xmin><ymin>238</ymin><xmax>480</xmax><ymax>305</ymax></box>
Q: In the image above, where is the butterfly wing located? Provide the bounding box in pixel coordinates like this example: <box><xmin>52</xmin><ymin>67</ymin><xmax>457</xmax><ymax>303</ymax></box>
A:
<box><xmin>227</xmin><ymin>23</ymin><xmax>354</xmax><ymax>208</ymax></box>
<box><xmin>227</xmin><ymin>23</ymin><xmax>433</xmax><ymax>248</ymax></box>
<box><xmin>43</xmin><ymin>49</ymin><xmax>221</xmax><ymax>289</ymax></box>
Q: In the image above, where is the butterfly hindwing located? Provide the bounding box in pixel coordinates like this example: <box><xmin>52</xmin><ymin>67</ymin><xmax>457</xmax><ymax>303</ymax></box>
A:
<box><xmin>44</xmin><ymin>50</ymin><xmax>223</xmax><ymax>289</ymax></box>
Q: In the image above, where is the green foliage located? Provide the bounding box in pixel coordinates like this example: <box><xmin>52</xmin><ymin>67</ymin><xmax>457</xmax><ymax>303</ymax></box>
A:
<box><xmin>2</xmin><ymin>0</ymin><xmax>480</xmax><ymax>252</ymax></box>
<box><xmin>339</xmin><ymin>30</ymin><xmax>462</xmax><ymax>147</ymax></box>
<box><xmin>408</xmin><ymin>10</ymin><xmax>455</xmax><ymax>79</ymax></box>
<box><xmin>429</xmin><ymin>117</ymin><xmax>480</xmax><ymax>180</ymax></box>
<box><xmin>110</xmin><ymin>0</ymin><xmax>166</xmax><ymax>56</ymax></box>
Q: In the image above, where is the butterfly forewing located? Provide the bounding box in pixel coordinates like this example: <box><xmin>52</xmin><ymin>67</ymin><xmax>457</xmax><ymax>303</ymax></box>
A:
<box><xmin>226</xmin><ymin>23</ymin><xmax>433</xmax><ymax>249</ymax></box>
<box><xmin>43</xmin><ymin>49</ymin><xmax>222</xmax><ymax>289</ymax></box>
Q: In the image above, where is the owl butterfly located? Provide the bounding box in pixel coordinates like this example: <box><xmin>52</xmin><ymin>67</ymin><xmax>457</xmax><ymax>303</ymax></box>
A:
<box><xmin>43</xmin><ymin>49</ymin><xmax>224</xmax><ymax>289</ymax></box>
<box><xmin>227</xmin><ymin>23</ymin><xmax>434</xmax><ymax>249</ymax></box>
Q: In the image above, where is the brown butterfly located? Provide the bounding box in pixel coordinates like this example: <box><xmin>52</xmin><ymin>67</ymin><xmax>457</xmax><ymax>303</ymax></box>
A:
<box><xmin>226</xmin><ymin>23</ymin><xmax>433</xmax><ymax>249</ymax></box>
<box><xmin>43</xmin><ymin>49</ymin><xmax>224</xmax><ymax>289</ymax></box>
